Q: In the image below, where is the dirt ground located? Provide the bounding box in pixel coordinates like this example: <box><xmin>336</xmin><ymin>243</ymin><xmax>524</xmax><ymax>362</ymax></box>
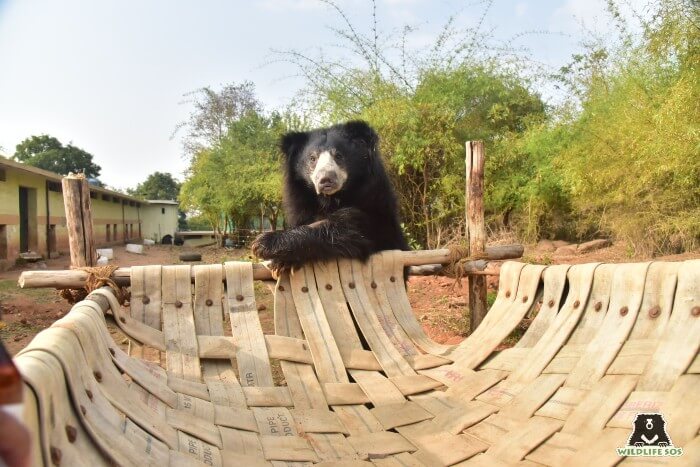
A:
<box><xmin>1</xmin><ymin>242</ymin><xmax>698</xmax><ymax>356</ymax></box>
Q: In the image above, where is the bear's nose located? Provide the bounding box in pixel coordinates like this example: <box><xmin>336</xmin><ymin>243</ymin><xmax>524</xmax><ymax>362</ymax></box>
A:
<box><xmin>320</xmin><ymin>172</ymin><xmax>337</xmax><ymax>185</ymax></box>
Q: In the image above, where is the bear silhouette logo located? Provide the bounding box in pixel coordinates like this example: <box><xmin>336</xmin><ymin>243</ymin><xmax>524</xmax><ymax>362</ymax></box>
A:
<box><xmin>626</xmin><ymin>413</ymin><xmax>672</xmax><ymax>447</ymax></box>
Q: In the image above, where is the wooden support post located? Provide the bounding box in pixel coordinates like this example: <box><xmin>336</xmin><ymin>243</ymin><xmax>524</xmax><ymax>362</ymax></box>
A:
<box><xmin>466</xmin><ymin>141</ymin><xmax>487</xmax><ymax>334</ymax></box>
<box><xmin>62</xmin><ymin>174</ymin><xmax>97</xmax><ymax>267</ymax></box>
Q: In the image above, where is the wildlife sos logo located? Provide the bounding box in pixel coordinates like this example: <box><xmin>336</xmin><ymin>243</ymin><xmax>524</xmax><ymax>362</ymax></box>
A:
<box><xmin>616</xmin><ymin>413</ymin><xmax>683</xmax><ymax>457</ymax></box>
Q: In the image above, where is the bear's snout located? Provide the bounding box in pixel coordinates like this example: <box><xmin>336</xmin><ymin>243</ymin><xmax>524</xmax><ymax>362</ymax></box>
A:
<box><xmin>312</xmin><ymin>151</ymin><xmax>347</xmax><ymax>195</ymax></box>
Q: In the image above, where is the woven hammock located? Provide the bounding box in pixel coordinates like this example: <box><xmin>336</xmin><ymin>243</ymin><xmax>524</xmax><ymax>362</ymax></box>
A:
<box><xmin>14</xmin><ymin>252</ymin><xmax>700</xmax><ymax>466</ymax></box>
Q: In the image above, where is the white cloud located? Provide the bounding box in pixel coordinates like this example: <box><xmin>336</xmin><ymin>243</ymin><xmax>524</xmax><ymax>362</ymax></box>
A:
<box><xmin>515</xmin><ymin>2</ymin><xmax>527</xmax><ymax>17</ymax></box>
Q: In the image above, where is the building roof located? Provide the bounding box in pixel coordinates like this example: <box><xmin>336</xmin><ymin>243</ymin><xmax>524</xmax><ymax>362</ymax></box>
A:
<box><xmin>0</xmin><ymin>155</ymin><xmax>145</xmax><ymax>204</ymax></box>
<box><xmin>146</xmin><ymin>200</ymin><xmax>179</xmax><ymax>205</ymax></box>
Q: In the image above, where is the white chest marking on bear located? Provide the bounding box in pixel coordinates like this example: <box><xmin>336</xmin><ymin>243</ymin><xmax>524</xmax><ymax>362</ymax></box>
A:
<box><xmin>312</xmin><ymin>150</ymin><xmax>348</xmax><ymax>195</ymax></box>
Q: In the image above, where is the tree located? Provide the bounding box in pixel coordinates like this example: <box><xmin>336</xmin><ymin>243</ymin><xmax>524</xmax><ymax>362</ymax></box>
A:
<box><xmin>128</xmin><ymin>172</ymin><xmax>181</xmax><ymax>200</ymax></box>
<box><xmin>180</xmin><ymin>110</ymin><xmax>287</xmax><ymax>239</ymax></box>
<box><xmin>173</xmin><ymin>82</ymin><xmax>262</xmax><ymax>157</ymax></box>
<box><xmin>279</xmin><ymin>0</ymin><xmax>545</xmax><ymax>248</ymax></box>
<box><xmin>13</xmin><ymin>135</ymin><xmax>101</xmax><ymax>178</ymax></box>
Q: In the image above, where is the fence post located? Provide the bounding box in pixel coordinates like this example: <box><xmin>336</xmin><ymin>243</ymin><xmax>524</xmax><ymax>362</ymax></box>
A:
<box><xmin>62</xmin><ymin>173</ymin><xmax>97</xmax><ymax>267</ymax></box>
<box><xmin>466</xmin><ymin>141</ymin><xmax>487</xmax><ymax>333</ymax></box>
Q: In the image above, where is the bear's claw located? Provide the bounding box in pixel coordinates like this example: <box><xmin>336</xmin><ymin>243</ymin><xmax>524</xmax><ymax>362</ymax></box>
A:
<box><xmin>251</xmin><ymin>231</ymin><xmax>281</xmax><ymax>259</ymax></box>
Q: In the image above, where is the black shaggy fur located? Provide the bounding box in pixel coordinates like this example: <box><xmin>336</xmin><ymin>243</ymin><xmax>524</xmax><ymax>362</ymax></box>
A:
<box><xmin>251</xmin><ymin>120</ymin><xmax>408</xmax><ymax>271</ymax></box>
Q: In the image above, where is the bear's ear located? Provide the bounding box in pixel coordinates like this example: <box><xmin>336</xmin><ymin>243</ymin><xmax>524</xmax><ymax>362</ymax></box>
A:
<box><xmin>280</xmin><ymin>131</ymin><xmax>309</xmax><ymax>159</ymax></box>
<box><xmin>344</xmin><ymin>120</ymin><xmax>379</xmax><ymax>156</ymax></box>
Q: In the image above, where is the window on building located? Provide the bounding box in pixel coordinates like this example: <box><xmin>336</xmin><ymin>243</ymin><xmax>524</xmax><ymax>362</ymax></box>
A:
<box><xmin>113</xmin><ymin>224</ymin><xmax>118</xmax><ymax>240</ymax></box>
<box><xmin>47</xmin><ymin>181</ymin><xmax>62</xmax><ymax>192</ymax></box>
<box><xmin>0</xmin><ymin>168</ymin><xmax>6</xmax><ymax>182</ymax></box>
<box><xmin>0</xmin><ymin>225</ymin><xmax>7</xmax><ymax>259</ymax></box>
<box><xmin>106</xmin><ymin>224</ymin><xmax>111</xmax><ymax>242</ymax></box>
<box><xmin>162</xmin><ymin>207</ymin><xmax>165</xmax><ymax>214</ymax></box>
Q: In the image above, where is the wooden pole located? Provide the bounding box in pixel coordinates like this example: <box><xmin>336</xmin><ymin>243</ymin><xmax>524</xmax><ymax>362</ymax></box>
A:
<box><xmin>62</xmin><ymin>174</ymin><xmax>97</xmax><ymax>267</ymax></box>
<box><xmin>17</xmin><ymin>245</ymin><xmax>523</xmax><ymax>289</ymax></box>
<box><xmin>466</xmin><ymin>141</ymin><xmax>488</xmax><ymax>333</ymax></box>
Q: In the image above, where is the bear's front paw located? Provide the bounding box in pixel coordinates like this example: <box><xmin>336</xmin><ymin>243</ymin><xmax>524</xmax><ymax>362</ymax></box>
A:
<box><xmin>658</xmin><ymin>442</ymin><xmax>668</xmax><ymax>447</ymax></box>
<box><xmin>635</xmin><ymin>442</ymin><xmax>645</xmax><ymax>447</ymax></box>
<box><xmin>251</xmin><ymin>231</ymin><xmax>282</xmax><ymax>259</ymax></box>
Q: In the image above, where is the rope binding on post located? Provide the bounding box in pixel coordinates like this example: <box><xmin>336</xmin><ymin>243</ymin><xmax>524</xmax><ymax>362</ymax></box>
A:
<box><xmin>59</xmin><ymin>265</ymin><xmax>128</xmax><ymax>305</ymax></box>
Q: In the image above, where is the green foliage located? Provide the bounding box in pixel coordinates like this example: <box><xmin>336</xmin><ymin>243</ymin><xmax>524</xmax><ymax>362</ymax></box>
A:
<box><xmin>282</xmin><ymin>2</ymin><xmax>547</xmax><ymax>248</ymax></box>
<box><xmin>556</xmin><ymin>2</ymin><xmax>699</xmax><ymax>253</ymax></box>
<box><xmin>13</xmin><ymin>134</ymin><xmax>101</xmax><ymax>178</ymax></box>
<box><xmin>128</xmin><ymin>172</ymin><xmax>181</xmax><ymax>200</ymax></box>
<box><xmin>178</xmin><ymin>1</ymin><xmax>698</xmax><ymax>255</ymax></box>
<box><xmin>180</xmin><ymin>110</ymin><xmax>287</xmax><ymax>234</ymax></box>
<box><xmin>498</xmin><ymin>0</ymin><xmax>700</xmax><ymax>253</ymax></box>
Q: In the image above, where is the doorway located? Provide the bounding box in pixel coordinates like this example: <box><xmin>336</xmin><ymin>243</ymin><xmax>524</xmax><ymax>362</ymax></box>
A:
<box><xmin>18</xmin><ymin>187</ymin><xmax>38</xmax><ymax>253</ymax></box>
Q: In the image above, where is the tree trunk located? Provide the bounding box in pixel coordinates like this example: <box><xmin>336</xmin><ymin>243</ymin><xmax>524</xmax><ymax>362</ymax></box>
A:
<box><xmin>466</xmin><ymin>141</ymin><xmax>487</xmax><ymax>334</ymax></box>
<box><xmin>62</xmin><ymin>174</ymin><xmax>97</xmax><ymax>268</ymax></box>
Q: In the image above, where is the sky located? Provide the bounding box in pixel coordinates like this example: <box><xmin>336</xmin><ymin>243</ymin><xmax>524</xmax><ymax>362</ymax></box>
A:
<box><xmin>0</xmin><ymin>0</ymin><xmax>647</xmax><ymax>190</ymax></box>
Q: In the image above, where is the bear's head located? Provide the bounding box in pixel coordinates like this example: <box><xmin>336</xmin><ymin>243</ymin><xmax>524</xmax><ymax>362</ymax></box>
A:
<box><xmin>629</xmin><ymin>413</ymin><xmax>671</xmax><ymax>446</ymax></box>
<box><xmin>280</xmin><ymin>121</ymin><xmax>379</xmax><ymax>196</ymax></box>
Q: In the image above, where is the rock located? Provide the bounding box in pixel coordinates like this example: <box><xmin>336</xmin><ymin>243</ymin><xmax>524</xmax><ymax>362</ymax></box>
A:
<box><xmin>143</xmin><ymin>239</ymin><xmax>156</xmax><ymax>246</ymax></box>
<box><xmin>96</xmin><ymin>248</ymin><xmax>114</xmax><ymax>259</ymax></box>
<box><xmin>577</xmin><ymin>239</ymin><xmax>612</xmax><ymax>253</ymax></box>
<box><xmin>554</xmin><ymin>245</ymin><xmax>577</xmax><ymax>256</ymax></box>
<box><xmin>126</xmin><ymin>244</ymin><xmax>144</xmax><ymax>254</ymax></box>
<box><xmin>96</xmin><ymin>256</ymin><xmax>110</xmax><ymax>265</ymax></box>
<box><xmin>535</xmin><ymin>240</ymin><xmax>556</xmax><ymax>252</ymax></box>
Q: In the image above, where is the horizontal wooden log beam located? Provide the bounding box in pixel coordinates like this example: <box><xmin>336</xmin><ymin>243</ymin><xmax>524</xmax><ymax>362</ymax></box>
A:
<box><xmin>18</xmin><ymin>244</ymin><xmax>523</xmax><ymax>289</ymax></box>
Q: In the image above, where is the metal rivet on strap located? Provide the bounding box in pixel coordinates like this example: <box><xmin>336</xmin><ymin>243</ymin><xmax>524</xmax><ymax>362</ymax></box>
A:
<box><xmin>548</xmin><ymin>299</ymin><xmax>555</xmax><ymax>307</ymax></box>
<box><xmin>142</xmin><ymin>296</ymin><xmax>150</xmax><ymax>305</ymax></box>
<box><xmin>522</xmin><ymin>296</ymin><xmax>528</xmax><ymax>303</ymax></box>
<box><xmin>236</xmin><ymin>294</ymin><xmax>244</xmax><ymax>301</ymax></box>
<box><xmin>174</xmin><ymin>300</ymin><xmax>183</xmax><ymax>308</ymax></box>
<box><xmin>79</xmin><ymin>405</ymin><xmax>86</xmax><ymax>416</ymax></box>
<box><xmin>50</xmin><ymin>446</ymin><xmax>62</xmax><ymax>465</ymax></box>
<box><xmin>648</xmin><ymin>305</ymin><xmax>661</xmax><ymax>318</ymax></box>
<box><xmin>85</xmin><ymin>389</ymin><xmax>93</xmax><ymax>401</ymax></box>
<box><xmin>301</xmin><ymin>286</ymin><xmax>309</xmax><ymax>293</ymax></box>
<box><xmin>278</xmin><ymin>285</ymin><xmax>285</xmax><ymax>292</ymax></box>
<box><xmin>325</xmin><ymin>284</ymin><xmax>332</xmax><ymax>290</ymax></box>
<box><xmin>620</xmin><ymin>306</ymin><xmax>629</xmax><ymax>316</ymax></box>
<box><xmin>390</xmin><ymin>276</ymin><xmax>396</xmax><ymax>282</ymax></box>
<box><xmin>371</xmin><ymin>281</ymin><xmax>377</xmax><ymax>289</ymax></box>
<box><xmin>573</xmin><ymin>300</ymin><xmax>580</xmax><ymax>308</ymax></box>
<box><xmin>108</xmin><ymin>348</ymin><xmax>116</xmax><ymax>357</ymax></box>
<box><xmin>594</xmin><ymin>301</ymin><xmax>602</xmax><ymax>311</ymax></box>
<box><xmin>119</xmin><ymin>316</ymin><xmax>126</xmax><ymax>323</ymax></box>
<box><xmin>505</xmin><ymin>291</ymin><xmax>511</xmax><ymax>298</ymax></box>
<box><xmin>65</xmin><ymin>425</ymin><xmax>77</xmax><ymax>443</ymax></box>
<box><xmin>93</xmin><ymin>371</ymin><xmax>102</xmax><ymax>382</ymax></box>
<box><xmin>691</xmin><ymin>306</ymin><xmax>700</xmax><ymax>317</ymax></box>
<box><xmin>205</xmin><ymin>299</ymin><xmax>213</xmax><ymax>306</ymax></box>
<box><xmin>349</xmin><ymin>282</ymin><xmax>356</xmax><ymax>289</ymax></box>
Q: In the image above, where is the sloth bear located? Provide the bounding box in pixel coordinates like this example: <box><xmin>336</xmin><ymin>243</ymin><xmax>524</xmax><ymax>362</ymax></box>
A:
<box><xmin>252</xmin><ymin>120</ymin><xmax>408</xmax><ymax>272</ymax></box>
<box><xmin>627</xmin><ymin>413</ymin><xmax>672</xmax><ymax>447</ymax></box>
